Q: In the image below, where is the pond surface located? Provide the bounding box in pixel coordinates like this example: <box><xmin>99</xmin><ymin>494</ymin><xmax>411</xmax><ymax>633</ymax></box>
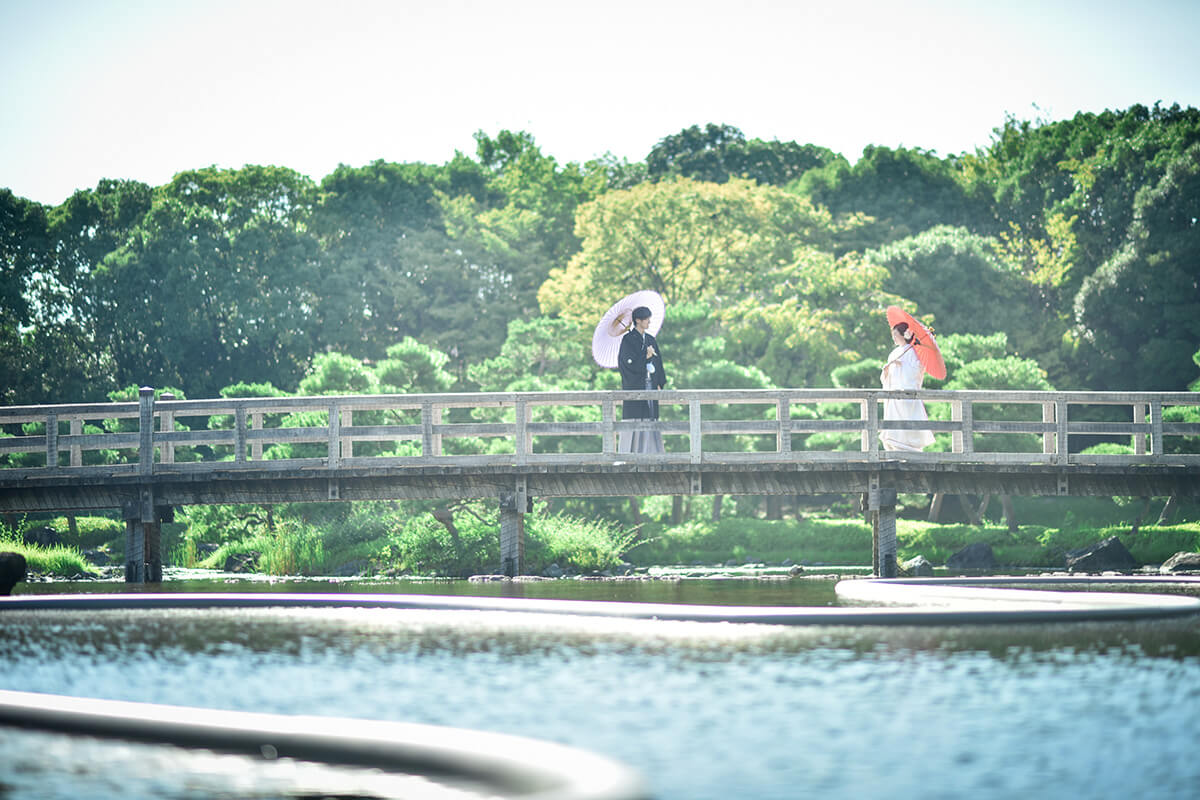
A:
<box><xmin>14</xmin><ymin>570</ymin><xmax>857</xmax><ymax>606</ymax></box>
<box><xmin>4</xmin><ymin>577</ymin><xmax>1200</xmax><ymax>799</ymax></box>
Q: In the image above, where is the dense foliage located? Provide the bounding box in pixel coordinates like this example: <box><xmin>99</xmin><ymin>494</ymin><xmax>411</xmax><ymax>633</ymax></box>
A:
<box><xmin>4</xmin><ymin>104</ymin><xmax>1199</xmax><ymax>571</ymax></box>
<box><xmin>4</xmin><ymin>103</ymin><xmax>1197</xmax><ymax>403</ymax></box>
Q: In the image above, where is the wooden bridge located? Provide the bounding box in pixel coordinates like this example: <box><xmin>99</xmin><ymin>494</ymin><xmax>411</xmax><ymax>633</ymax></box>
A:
<box><xmin>2</xmin><ymin>387</ymin><xmax>1198</xmax><ymax>581</ymax></box>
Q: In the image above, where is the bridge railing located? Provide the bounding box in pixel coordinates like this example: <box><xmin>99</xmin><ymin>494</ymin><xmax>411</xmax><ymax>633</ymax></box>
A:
<box><xmin>1</xmin><ymin>388</ymin><xmax>1198</xmax><ymax>477</ymax></box>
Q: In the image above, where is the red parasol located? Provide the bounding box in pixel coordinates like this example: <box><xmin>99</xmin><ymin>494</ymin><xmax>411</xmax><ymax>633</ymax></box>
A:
<box><xmin>886</xmin><ymin>306</ymin><xmax>946</xmax><ymax>380</ymax></box>
<box><xmin>592</xmin><ymin>290</ymin><xmax>665</xmax><ymax>368</ymax></box>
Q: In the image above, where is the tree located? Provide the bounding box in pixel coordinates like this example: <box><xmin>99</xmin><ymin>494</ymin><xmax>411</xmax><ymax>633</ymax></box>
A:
<box><xmin>718</xmin><ymin>248</ymin><xmax>901</xmax><ymax>389</ymax></box>
<box><xmin>0</xmin><ymin>190</ymin><xmax>46</xmax><ymax>333</ymax></box>
<box><xmin>539</xmin><ymin>176</ymin><xmax>835</xmax><ymax>330</ymax></box>
<box><xmin>91</xmin><ymin>166</ymin><xmax>322</xmax><ymax>398</ymax></box>
<box><xmin>311</xmin><ymin>160</ymin><xmax>481</xmax><ymax>363</ymax></box>
<box><xmin>976</xmin><ymin>103</ymin><xmax>1200</xmax><ymax>292</ymax></box>
<box><xmin>375</xmin><ymin>337</ymin><xmax>456</xmax><ymax>395</ymax></box>
<box><xmin>443</xmin><ymin>130</ymin><xmax>607</xmax><ymax>321</ymax></box>
<box><xmin>865</xmin><ymin>226</ymin><xmax>1065</xmax><ymax>379</ymax></box>
<box><xmin>1073</xmin><ymin>143</ymin><xmax>1200</xmax><ymax>391</ymax></box>
<box><xmin>1</xmin><ymin>183</ymin><xmax>147</xmax><ymax>404</ymax></box>
<box><xmin>466</xmin><ymin>317</ymin><xmax>592</xmax><ymax>392</ymax></box>
<box><xmin>0</xmin><ymin>190</ymin><xmax>49</xmax><ymax>403</ymax></box>
<box><xmin>798</xmin><ymin>145</ymin><xmax>998</xmax><ymax>248</ymax></box>
<box><xmin>647</xmin><ymin>123</ymin><xmax>838</xmax><ymax>186</ymax></box>
<box><xmin>299</xmin><ymin>352</ymin><xmax>378</xmax><ymax>396</ymax></box>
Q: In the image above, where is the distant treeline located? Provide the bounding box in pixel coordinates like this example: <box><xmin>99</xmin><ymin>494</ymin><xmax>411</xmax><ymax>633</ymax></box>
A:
<box><xmin>2</xmin><ymin>103</ymin><xmax>1199</xmax><ymax>406</ymax></box>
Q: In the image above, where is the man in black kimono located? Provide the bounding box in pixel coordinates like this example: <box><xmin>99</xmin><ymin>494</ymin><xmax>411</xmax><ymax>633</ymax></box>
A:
<box><xmin>617</xmin><ymin>305</ymin><xmax>666</xmax><ymax>453</ymax></box>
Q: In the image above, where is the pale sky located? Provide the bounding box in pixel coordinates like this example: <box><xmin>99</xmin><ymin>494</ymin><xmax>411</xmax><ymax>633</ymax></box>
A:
<box><xmin>2</xmin><ymin>0</ymin><xmax>1198</xmax><ymax>207</ymax></box>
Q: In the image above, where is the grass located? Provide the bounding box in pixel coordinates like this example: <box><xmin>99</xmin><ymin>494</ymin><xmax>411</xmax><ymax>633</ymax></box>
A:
<box><xmin>0</xmin><ymin>526</ymin><xmax>98</xmax><ymax>578</ymax></box>
<box><xmin>8</xmin><ymin>502</ymin><xmax>1200</xmax><ymax>579</ymax></box>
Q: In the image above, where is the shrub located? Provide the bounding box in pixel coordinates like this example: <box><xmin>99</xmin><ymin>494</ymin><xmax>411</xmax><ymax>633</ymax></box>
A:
<box><xmin>525</xmin><ymin>512</ymin><xmax>639</xmax><ymax>573</ymax></box>
<box><xmin>627</xmin><ymin>517</ymin><xmax>873</xmax><ymax>566</ymax></box>
<box><xmin>379</xmin><ymin>503</ymin><xmax>500</xmax><ymax>577</ymax></box>
<box><xmin>197</xmin><ymin>519</ymin><xmax>325</xmax><ymax>576</ymax></box>
<box><xmin>0</xmin><ymin>522</ymin><xmax>97</xmax><ymax>577</ymax></box>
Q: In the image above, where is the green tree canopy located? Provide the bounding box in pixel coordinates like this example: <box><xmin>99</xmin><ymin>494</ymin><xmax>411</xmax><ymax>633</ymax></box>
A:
<box><xmin>1073</xmin><ymin>142</ymin><xmax>1200</xmax><ymax>391</ymax></box>
<box><xmin>443</xmin><ymin>130</ymin><xmax>607</xmax><ymax>321</ymax></box>
<box><xmin>864</xmin><ymin>226</ymin><xmax>1064</xmax><ymax>377</ymax></box>
<box><xmin>539</xmin><ymin>176</ymin><xmax>835</xmax><ymax>330</ymax></box>
<box><xmin>972</xmin><ymin>103</ymin><xmax>1200</xmax><ymax>291</ymax></box>
<box><xmin>647</xmin><ymin>123</ymin><xmax>838</xmax><ymax>186</ymax></box>
<box><xmin>375</xmin><ymin>337</ymin><xmax>456</xmax><ymax>395</ymax></box>
<box><xmin>467</xmin><ymin>317</ymin><xmax>592</xmax><ymax>392</ymax></box>
<box><xmin>91</xmin><ymin>166</ymin><xmax>322</xmax><ymax>398</ymax></box>
<box><xmin>797</xmin><ymin>145</ymin><xmax>998</xmax><ymax>248</ymax></box>
<box><xmin>299</xmin><ymin>352</ymin><xmax>378</xmax><ymax>396</ymax></box>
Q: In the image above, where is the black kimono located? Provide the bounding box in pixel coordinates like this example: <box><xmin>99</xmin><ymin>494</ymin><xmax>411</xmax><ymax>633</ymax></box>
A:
<box><xmin>617</xmin><ymin>328</ymin><xmax>666</xmax><ymax>453</ymax></box>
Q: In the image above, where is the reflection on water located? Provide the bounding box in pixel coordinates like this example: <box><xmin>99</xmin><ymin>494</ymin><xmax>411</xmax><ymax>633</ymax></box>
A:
<box><xmin>15</xmin><ymin>571</ymin><xmax>855</xmax><ymax>605</ymax></box>
<box><xmin>3</xmin><ymin>587</ymin><xmax>1200</xmax><ymax>800</ymax></box>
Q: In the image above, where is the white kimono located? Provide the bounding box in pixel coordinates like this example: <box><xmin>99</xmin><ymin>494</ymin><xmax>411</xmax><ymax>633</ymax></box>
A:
<box><xmin>880</xmin><ymin>344</ymin><xmax>935</xmax><ymax>452</ymax></box>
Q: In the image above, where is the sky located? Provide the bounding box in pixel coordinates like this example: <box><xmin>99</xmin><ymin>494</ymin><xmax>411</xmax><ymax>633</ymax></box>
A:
<box><xmin>2</xmin><ymin>0</ymin><xmax>1199</xmax><ymax>207</ymax></box>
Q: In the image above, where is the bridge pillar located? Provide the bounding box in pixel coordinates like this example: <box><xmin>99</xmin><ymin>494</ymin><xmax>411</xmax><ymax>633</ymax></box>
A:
<box><xmin>499</xmin><ymin>490</ymin><xmax>527</xmax><ymax>577</ymax></box>
<box><xmin>869</xmin><ymin>487</ymin><xmax>898</xmax><ymax>578</ymax></box>
<box><xmin>123</xmin><ymin>494</ymin><xmax>163</xmax><ymax>584</ymax></box>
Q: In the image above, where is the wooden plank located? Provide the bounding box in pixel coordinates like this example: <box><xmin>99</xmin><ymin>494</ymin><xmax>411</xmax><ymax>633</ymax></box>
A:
<box><xmin>1151</xmin><ymin>401</ymin><xmax>1164</xmax><ymax>456</ymax></box>
<box><xmin>235</xmin><ymin>406</ymin><xmax>247</xmax><ymax>463</ymax></box>
<box><xmin>327</xmin><ymin>402</ymin><xmax>341</xmax><ymax>469</ymax></box>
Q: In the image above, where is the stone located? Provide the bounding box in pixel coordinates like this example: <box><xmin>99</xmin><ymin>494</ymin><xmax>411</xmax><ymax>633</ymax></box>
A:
<box><xmin>223</xmin><ymin>551</ymin><xmax>261</xmax><ymax>573</ymax></box>
<box><xmin>82</xmin><ymin>548</ymin><xmax>112</xmax><ymax>566</ymax></box>
<box><xmin>330</xmin><ymin>559</ymin><xmax>370</xmax><ymax>577</ymax></box>
<box><xmin>788</xmin><ymin>564</ymin><xmax>804</xmax><ymax>577</ymax></box>
<box><xmin>542</xmin><ymin>563</ymin><xmax>565</xmax><ymax>578</ymax></box>
<box><xmin>902</xmin><ymin>555</ymin><xmax>934</xmax><ymax>577</ymax></box>
<box><xmin>1065</xmin><ymin>536</ymin><xmax>1138</xmax><ymax>573</ymax></box>
<box><xmin>945</xmin><ymin>542</ymin><xmax>997</xmax><ymax>571</ymax></box>
<box><xmin>0</xmin><ymin>551</ymin><xmax>26</xmax><ymax>595</ymax></box>
<box><xmin>1159</xmin><ymin>551</ymin><xmax>1200</xmax><ymax>574</ymax></box>
<box><xmin>21</xmin><ymin>526</ymin><xmax>61</xmax><ymax>547</ymax></box>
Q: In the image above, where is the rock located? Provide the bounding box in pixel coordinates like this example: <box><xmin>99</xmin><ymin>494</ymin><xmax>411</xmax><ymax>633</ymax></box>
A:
<box><xmin>945</xmin><ymin>542</ymin><xmax>997</xmax><ymax>571</ymax></box>
<box><xmin>21</xmin><ymin>526</ymin><xmax>61</xmax><ymax>548</ymax></box>
<box><xmin>0</xmin><ymin>551</ymin><xmax>26</xmax><ymax>595</ymax></box>
<box><xmin>468</xmin><ymin>574</ymin><xmax>509</xmax><ymax>582</ymax></box>
<box><xmin>1159</xmin><ymin>551</ymin><xmax>1200</xmax><ymax>574</ymax></box>
<box><xmin>82</xmin><ymin>548</ymin><xmax>112</xmax><ymax>566</ymax></box>
<box><xmin>542</xmin><ymin>563</ymin><xmax>564</xmax><ymax>578</ymax></box>
<box><xmin>902</xmin><ymin>555</ymin><xmax>934</xmax><ymax>577</ymax></box>
<box><xmin>223</xmin><ymin>551</ymin><xmax>261</xmax><ymax>573</ymax></box>
<box><xmin>788</xmin><ymin>564</ymin><xmax>804</xmax><ymax>577</ymax></box>
<box><xmin>1066</xmin><ymin>536</ymin><xmax>1138</xmax><ymax>573</ymax></box>
<box><xmin>330</xmin><ymin>559</ymin><xmax>370</xmax><ymax>577</ymax></box>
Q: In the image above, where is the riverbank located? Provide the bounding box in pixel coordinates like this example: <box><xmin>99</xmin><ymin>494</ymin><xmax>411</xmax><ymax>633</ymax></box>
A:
<box><xmin>5</xmin><ymin>505</ymin><xmax>1200</xmax><ymax>581</ymax></box>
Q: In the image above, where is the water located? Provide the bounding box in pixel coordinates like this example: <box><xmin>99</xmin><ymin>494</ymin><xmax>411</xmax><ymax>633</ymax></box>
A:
<box><xmin>13</xmin><ymin>570</ymin><xmax>852</xmax><ymax>606</ymax></box>
<box><xmin>4</xmin><ymin>578</ymin><xmax>1200</xmax><ymax>799</ymax></box>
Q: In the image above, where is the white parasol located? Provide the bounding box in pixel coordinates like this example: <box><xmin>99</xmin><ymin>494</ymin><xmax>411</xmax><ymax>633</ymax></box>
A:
<box><xmin>591</xmin><ymin>290</ymin><xmax>665</xmax><ymax>368</ymax></box>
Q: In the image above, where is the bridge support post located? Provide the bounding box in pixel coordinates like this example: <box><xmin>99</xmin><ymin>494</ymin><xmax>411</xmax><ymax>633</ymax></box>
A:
<box><xmin>499</xmin><ymin>488</ymin><xmax>527</xmax><ymax>577</ymax></box>
<box><xmin>869</xmin><ymin>486</ymin><xmax>898</xmax><ymax>578</ymax></box>
<box><xmin>123</xmin><ymin>495</ymin><xmax>163</xmax><ymax>584</ymax></box>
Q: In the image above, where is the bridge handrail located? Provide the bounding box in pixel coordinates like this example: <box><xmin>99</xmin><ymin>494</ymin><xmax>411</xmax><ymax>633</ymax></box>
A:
<box><xmin>1</xmin><ymin>388</ymin><xmax>1198</xmax><ymax>474</ymax></box>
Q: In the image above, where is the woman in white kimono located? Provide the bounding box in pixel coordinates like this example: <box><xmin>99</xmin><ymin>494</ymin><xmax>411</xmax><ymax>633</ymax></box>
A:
<box><xmin>879</xmin><ymin>321</ymin><xmax>935</xmax><ymax>452</ymax></box>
